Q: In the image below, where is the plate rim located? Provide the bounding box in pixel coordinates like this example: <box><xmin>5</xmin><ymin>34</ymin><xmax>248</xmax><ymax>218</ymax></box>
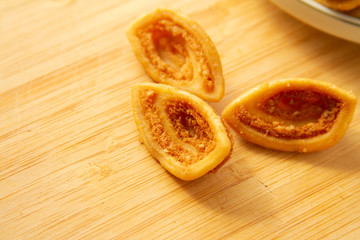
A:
<box><xmin>271</xmin><ymin>0</ymin><xmax>360</xmax><ymax>44</ymax></box>
<box><xmin>299</xmin><ymin>0</ymin><xmax>360</xmax><ymax>27</ymax></box>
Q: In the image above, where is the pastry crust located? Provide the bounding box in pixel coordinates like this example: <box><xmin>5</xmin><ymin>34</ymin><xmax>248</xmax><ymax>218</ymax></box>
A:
<box><xmin>127</xmin><ymin>8</ymin><xmax>224</xmax><ymax>102</ymax></box>
<box><xmin>314</xmin><ymin>0</ymin><xmax>360</xmax><ymax>11</ymax></box>
<box><xmin>132</xmin><ymin>83</ymin><xmax>232</xmax><ymax>180</ymax></box>
<box><xmin>222</xmin><ymin>78</ymin><xmax>357</xmax><ymax>152</ymax></box>
<box><xmin>344</xmin><ymin>6</ymin><xmax>360</xmax><ymax>17</ymax></box>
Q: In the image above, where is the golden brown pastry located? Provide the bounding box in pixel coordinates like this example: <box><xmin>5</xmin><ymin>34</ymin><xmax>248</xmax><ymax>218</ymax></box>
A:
<box><xmin>314</xmin><ymin>0</ymin><xmax>360</xmax><ymax>11</ymax></box>
<box><xmin>132</xmin><ymin>83</ymin><xmax>232</xmax><ymax>180</ymax></box>
<box><xmin>127</xmin><ymin>8</ymin><xmax>224</xmax><ymax>102</ymax></box>
<box><xmin>344</xmin><ymin>6</ymin><xmax>360</xmax><ymax>17</ymax></box>
<box><xmin>222</xmin><ymin>78</ymin><xmax>357</xmax><ymax>152</ymax></box>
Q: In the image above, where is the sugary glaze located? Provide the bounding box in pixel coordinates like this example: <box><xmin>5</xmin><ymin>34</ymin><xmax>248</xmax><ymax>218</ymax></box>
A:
<box><xmin>236</xmin><ymin>90</ymin><xmax>343</xmax><ymax>139</ymax></box>
<box><xmin>133</xmin><ymin>83</ymin><xmax>232</xmax><ymax>180</ymax></box>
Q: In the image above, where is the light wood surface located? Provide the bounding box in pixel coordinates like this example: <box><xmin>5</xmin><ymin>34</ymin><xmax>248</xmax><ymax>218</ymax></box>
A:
<box><xmin>1</xmin><ymin>0</ymin><xmax>360</xmax><ymax>239</ymax></box>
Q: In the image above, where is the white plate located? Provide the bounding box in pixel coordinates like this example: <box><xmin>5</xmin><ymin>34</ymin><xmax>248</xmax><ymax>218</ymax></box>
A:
<box><xmin>271</xmin><ymin>0</ymin><xmax>360</xmax><ymax>44</ymax></box>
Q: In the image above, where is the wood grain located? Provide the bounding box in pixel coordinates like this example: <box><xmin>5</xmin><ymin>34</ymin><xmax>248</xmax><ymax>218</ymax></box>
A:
<box><xmin>1</xmin><ymin>0</ymin><xmax>360</xmax><ymax>239</ymax></box>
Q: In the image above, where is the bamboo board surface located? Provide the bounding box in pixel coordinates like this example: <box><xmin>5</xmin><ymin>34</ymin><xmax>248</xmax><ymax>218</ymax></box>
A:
<box><xmin>1</xmin><ymin>0</ymin><xmax>360</xmax><ymax>239</ymax></box>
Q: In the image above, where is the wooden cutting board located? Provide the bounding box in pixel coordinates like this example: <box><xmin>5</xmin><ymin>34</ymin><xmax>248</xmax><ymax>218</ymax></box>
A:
<box><xmin>1</xmin><ymin>0</ymin><xmax>360</xmax><ymax>239</ymax></box>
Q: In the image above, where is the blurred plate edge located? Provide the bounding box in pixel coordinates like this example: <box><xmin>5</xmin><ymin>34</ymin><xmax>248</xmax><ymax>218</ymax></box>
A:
<box><xmin>271</xmin><ymin>0</ymin><xmax>360</xmax><ymax>44</ymax></box>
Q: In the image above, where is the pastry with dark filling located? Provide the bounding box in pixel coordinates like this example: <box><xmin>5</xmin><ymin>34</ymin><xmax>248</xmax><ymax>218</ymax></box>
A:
<box><xmin>222</xmin><ymin>78</ymin><xmax>357</xmax><ymax>152</ymax></box>
<box><xmin>127</xmin><ymin>8</ymin><xmax>224</xmax><ymax>102</ymax></box>
<box><xmin>132</xmin><ymin>83</ymin><xmax>232</xmax><ymax>180</ymax></box>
